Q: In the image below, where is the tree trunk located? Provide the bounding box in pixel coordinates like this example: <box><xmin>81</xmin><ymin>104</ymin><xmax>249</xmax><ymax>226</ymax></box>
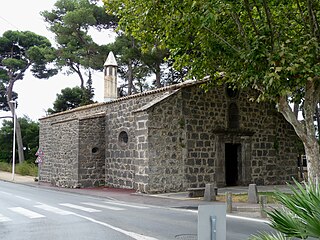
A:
<box><xmin>304</xmin><ymin>140</ymin><xmax>320</xmax><ymax>181</ymax></box>
<box><xmin>316</xmin><ymin>104</ymin><xmax>320</xmax><ymax>141</ymax></box>
<box><xmin>7</xmin><ymin>101</ymin><xmax>25</xmax><ymax>164</ymax></box>
<box><xmin>6</xmin><ymin>81</ymin><xmax>25</xmax><ymax>164</ymax></box>
<box><xmin>70</xmin><ymin>63</ymin><xmax>85</xmax><ymax>89</ymax></box>
<box><xmin>278</xmin><ymin>80</ymin><xmax>320</xmax><ymax>182</ymax></box>
<box><xmin>293</xmin><ymin>102</ymin><xmax>299</xmax><ymax>119</ymax></box>
<box><xmin>127</xmin><ymin>59</ymin><xmax>133</xmax><ymax>95</ymax></box>
<box><xmin>14</xmin><ymin>114</ymin><xmax>25</xmax><ymax>164</ymax></box>
<box><xmin>155</xmin><ymin>64</ymin><xmax>161</xmax><ymax>88</ymax></box>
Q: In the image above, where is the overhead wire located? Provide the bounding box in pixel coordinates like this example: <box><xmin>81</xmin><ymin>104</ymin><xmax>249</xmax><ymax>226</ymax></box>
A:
<box><xmin>0</xmin><ymin>15</ymin><xmax>20</xmax><ymax>31</ymax></box>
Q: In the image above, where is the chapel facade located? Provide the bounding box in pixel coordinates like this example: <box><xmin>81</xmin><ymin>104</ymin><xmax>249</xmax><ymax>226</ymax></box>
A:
<box><xmin>38</xmin><ymin>52</ymin><xmax>301</xmax><ymax>193</ymax></box>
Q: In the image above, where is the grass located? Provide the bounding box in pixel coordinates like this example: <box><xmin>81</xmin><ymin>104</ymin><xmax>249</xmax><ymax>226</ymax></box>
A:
<box><xmin>0</xmin><ymin>161</ymin><xmax>38</xmax><ymax>177</ymax></box>
<box><xmin>216</xmin><ymin>192</ymin><xmax>285</xmax><ymax>203</ymax></box>
<box><xmin>0</xmin><ymin>162</ymin><xmax>11</xmax><ymax>172</ymax></box>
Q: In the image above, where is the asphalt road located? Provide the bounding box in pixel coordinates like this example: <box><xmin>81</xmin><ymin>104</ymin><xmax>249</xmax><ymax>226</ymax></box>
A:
<box><xmin>0</xmin><ymin>181</ymin><xmax>272</xmax><ymax>240</ymax></box>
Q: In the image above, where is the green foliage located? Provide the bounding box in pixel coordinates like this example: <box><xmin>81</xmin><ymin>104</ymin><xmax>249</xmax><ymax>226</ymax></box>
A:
<box><xmin>0</xmin><ymin>30</ymin><xmax>56</xmax><ymax>112</ymax></box>
<box><xmin>48</xmin><ymin>85</ymin><xmax>94</xmax><ymax>114</ymax></box>
<box><xmin>42</xmin><ymin>0</ymin><xmax>117</xmax><ymax>88</ymax></box>
<box><xmin>0</xmin><ymin>117</ymin><xmax>39</xmax><ymax>163</ymax></box>
<box><xmin>0</xmin><ymin>161</ymin><xmax>38</xmax><ymax>177</ymax></box>
<box><xmin>250</xmin><ymin>180</ymin><xmax>320</xmax><ymax>239</ymax></box>
<box><xmin>108</xmin><ymin>34</ymin><xmax>151</xmax><ymax>94</ymax></box>
<box><xmin>0</xmin><ymin>30</ymin><xmax>57</xmax><ymax>80</ymax></box>
<box><xmin>0</xmin><ymin>120</ymin><xmax>14</xmax><ymax>162</ymax></box>
<box><xmin>15</xmin><ymin>162</ymin><xmax>38</xmax><ymax>177</ymax></box>
<box><xmin>104</xmin><ymin>0</ymin><xmax>320</xmax><ymax>101</ymax></box>
<box><xmin>104</xmin><ymin>0</ymin><xmax>320</xmax><ymax>180</ymax></box>
<box><xmin>107</xmin><ymin>33</ymin><xmax>179</xmax><ymax>95</ymax></box>
<box><xmin>19</xmin><ymin>117</ymin><xmax>40</xmax><ymax>161</ymax></box>
<box><xmin>0</xmin><ymin>30</ymin><xmax>56</xmax><ymax>164</ymax></box>
<box><xmin>0</xmin><ymin>162</ymin><xmax>11</xmax><ymax>172</ymax></box>
<box><xmin>82</xmin><ymin>71</ymin><xmax>95</xmax><ymax>105</ymax></box>
<box><xmin>0</xmin><ymin>70</ymin><xmax>17</xmax><ymax>111</ymax></box>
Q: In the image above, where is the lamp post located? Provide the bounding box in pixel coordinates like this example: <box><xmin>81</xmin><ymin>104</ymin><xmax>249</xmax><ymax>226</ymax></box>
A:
<box><xmin>9</xmin><ymin>100</ymin><xmax>16</xmax><ymax>181</ymax></box>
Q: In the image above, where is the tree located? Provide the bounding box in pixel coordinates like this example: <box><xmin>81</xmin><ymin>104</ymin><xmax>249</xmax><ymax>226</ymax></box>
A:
<box><xmin>104</xmin><ymin>0</ymin><xmax>320</xmax><ymax>181</ymax></box>
<box><xmin>0</xmin><ymin>30</ymin><xmax>57</xmax><ymax>163</ymax></box>
<box><xmin>108</xmin><ymin>34</ymin><xmax>151</xmax><ymax>95</ymax></box>
<box><xmin>0</xmin><ymin>117</ymin><xmax>39</xmax><ymax>163</ymax></box>
<box><xmin>41</xmin><ymin>0</ymin><xmax>117</xmax><ymax>89</ymax></box>
<box><xmin>19</xmin><ymin>117</ymin><xmax>39</xmax><ymax>161</ymax></box>
<box><xmin>0</xmin><ymin>80</ymin><xmax>17</xmax><ymax>113</ymax></box>
<box><xmin>108</xmin><ymin>34</ymin><xmax>176</xmax><ymax>95</ymax></box>
<box><xmin>0</xmin><ymin>120</ymin><xmax>13</xmax><ymax>162</ymax></box>
<box><xmin>48</xmin><ymin>86</ymin><xmax>94</xmax><ymax>114</ymax></box>
<box><xmin>140</xmin><ymin>47</ymin><xmax>169</xmax><ymax>89</ymax></box>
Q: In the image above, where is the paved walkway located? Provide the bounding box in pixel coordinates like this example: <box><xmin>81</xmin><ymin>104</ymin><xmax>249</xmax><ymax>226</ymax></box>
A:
<box><xmin>0</xmin><ymin>170</ymin><xmax>36</xmax><ymax>183</ymax></box>
<box><xmin>0</xmin><ymin>170</ymin><xmax>289</xmax><ymax>219</ymax></box>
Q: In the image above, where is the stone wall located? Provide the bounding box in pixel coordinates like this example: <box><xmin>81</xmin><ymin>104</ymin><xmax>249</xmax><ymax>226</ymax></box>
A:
<box><xmin>39</xmin><ymin>92</ymin><xmax>170</xmax><ymax>189</ymax></box>
<box><xmin>273</xmin><ymin>114</ymin><xmax>300</xmax><ymax>184</ymax></box>
<box><xmin>78</xmin><ymin>114</ymin><xmax>106</xmax><ymax>187</ymax></box>
<box><xmin>133</xmin><ymin>111</ymin><xmax>150</xmax><ymax>193</ymax></box>
<box><xmin>39</xmin><ymin>81</ymin><xmax>301</xmax><ymax>192</ymax></box>
<box><xmin>179</xmin><ymin>84</ymin><xmax>300</xmax><ymax>188</ymax></box>
<box><xmin>39</xmin><ymin>103</ymin><xmax>107</xmax><ymax>187</ymax></box>
<box><xmin>105</xmin><ymin>93</ymin><xmax>166</xmax><ymax>190</ymax></box>
<box><xmin>146</xmin><ymin>91</ymin><xmax>186</xmax><ymax>193</ymax></box>
<box><xmin>181</xmin><ymin>86</ymin><xmax>222</xmax><ymax>188</ymax></box>
<box><xmin>50</xmin><ymin>119</ymin><xmax>79</xmax><ymax>187</ymax></box>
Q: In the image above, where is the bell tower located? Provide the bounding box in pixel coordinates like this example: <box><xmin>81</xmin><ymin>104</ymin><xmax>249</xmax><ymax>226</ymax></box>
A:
<box><xmin>104</xmin><ymin>51</ymin><xmax>118</xmax><ymax>102</ymax></box>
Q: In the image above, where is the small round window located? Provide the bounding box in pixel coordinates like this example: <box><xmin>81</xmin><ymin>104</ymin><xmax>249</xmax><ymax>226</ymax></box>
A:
<box><xmin>118</xmin><ymin>131</ymin><xmax>129</xmax><ymax>144</ymax></box>
<box><xmin>91</xmin><ymin>147</ymin><xmax>99</xmax><ymax>154</ymax></box>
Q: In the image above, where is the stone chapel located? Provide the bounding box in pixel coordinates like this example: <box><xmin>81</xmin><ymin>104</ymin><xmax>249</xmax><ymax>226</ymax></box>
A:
<box><xmin>38</xmin><ymin>52</ymin><xmax>301</xmax><ymax>193</ymax></box>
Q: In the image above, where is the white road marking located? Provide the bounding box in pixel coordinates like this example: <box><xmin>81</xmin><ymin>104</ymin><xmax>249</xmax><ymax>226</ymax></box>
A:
<box><xmin>104</xmin><ymin>201</ymin><xmax>149</xmax><ymax>209</ymax></box>
<box><xmin>0</xmin><ymin>191</ymin><xmax>13</xmax><ymax>196</ymax></box>
<box><xmin>9</xmin><ymin>207</ymin><xmax>45</xmax><ymax>219</ymax></box>
<box><xmin>81</xmin><ymin>202</ymin><xmax>125</xmax><ymax>211</ymax></box>
<box><xmin>34</xmin><ymin>204</ymin><xmax>73</xmax><ymax>215</ymax></box>
<box><xmin>0</xmin><ymin>213</ymin><xmax>11</xmax><ymax>222</ymax></box>
<box><xmin>227</xmin><ymin>214</ymin><xmax>270</xmax><ymax>224</ymax></box>
<box><xmin>15</xmin><ymin>195</ymin><xmax>31</xmax><ymax>201</ymax></box>
<box><xmin>168</xmin><ymin>208</ymin><xmax>270</xmax><ymax>224</ymax></box>
<box><xmin>73</xmin><ymin>213</ymin><xmax>159</xmax><ymax>240</ymax></box>
<box><xmin>59</xmin><ymin>203</ymin><xmax>101</xmax><ymax>213</ymax></box>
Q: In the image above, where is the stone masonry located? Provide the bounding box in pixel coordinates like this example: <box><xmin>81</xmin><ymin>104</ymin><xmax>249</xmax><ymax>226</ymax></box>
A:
<box><xmin>39</xmin><ymin>80</ymin><xmax>301</xmax><ymax>193</ymax></box>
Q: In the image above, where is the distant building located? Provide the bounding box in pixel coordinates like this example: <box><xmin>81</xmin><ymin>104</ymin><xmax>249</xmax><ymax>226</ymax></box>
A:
<box><xmin>38</xmin><ymin>52</ymin><xmax>300</xmax><ymax>193</ymax></box>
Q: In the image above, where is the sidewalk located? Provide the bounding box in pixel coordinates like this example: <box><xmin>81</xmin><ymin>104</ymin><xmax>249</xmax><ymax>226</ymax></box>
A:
<box><xmin>0</xmin><ymin>170</ymin><xmax>285</xmax><ymax>219</ymax></box>
<box><xmin>0</xmin><ymin>170</ymin><xmax>36</xmax><ymax>183</ymax></box>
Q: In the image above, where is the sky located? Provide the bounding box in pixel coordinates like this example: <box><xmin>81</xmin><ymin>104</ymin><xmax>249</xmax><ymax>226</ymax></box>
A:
<box><xmin>0</xmin><ymin>0</ymin><xmax>115</xmax><ymax>122</ymax></box>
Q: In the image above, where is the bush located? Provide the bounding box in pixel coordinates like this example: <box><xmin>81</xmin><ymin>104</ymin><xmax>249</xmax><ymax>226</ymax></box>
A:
<box><xmin>249</xmin><ymin>179</ymin><xmax>320</xmax><ymax>239</ymax></box>
<box><xmin>15</xmin><ymin>162</ymin><xmax>38</xmax><ymax>177</ymax></box>
<box><xmin>0</xmin><ymin>161</ymin><xmax>37</xmax><ymax>177</ymax></box>
<box><xmin>0</xmin><ymin>161</ymin><xmax>11</xmax><ymax>172</ymax></box>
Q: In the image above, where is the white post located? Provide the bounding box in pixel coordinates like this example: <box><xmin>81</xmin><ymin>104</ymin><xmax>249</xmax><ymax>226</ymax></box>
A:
<box><xmin>198</xmin><ymin>205</ymin><xmax>226</xmax><ymax>240</ymax></box>
<box><xmin>9</xmin><ymin>100</ymin><xmax>16</xmax><ymax>181</ymax></box>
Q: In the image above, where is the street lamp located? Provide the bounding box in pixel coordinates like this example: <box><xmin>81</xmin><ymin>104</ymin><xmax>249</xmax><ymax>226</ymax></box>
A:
<box><xmin>9</xmin><ymin>100</ymin><xmax>16</xmax><ymax>181</ymax></box>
